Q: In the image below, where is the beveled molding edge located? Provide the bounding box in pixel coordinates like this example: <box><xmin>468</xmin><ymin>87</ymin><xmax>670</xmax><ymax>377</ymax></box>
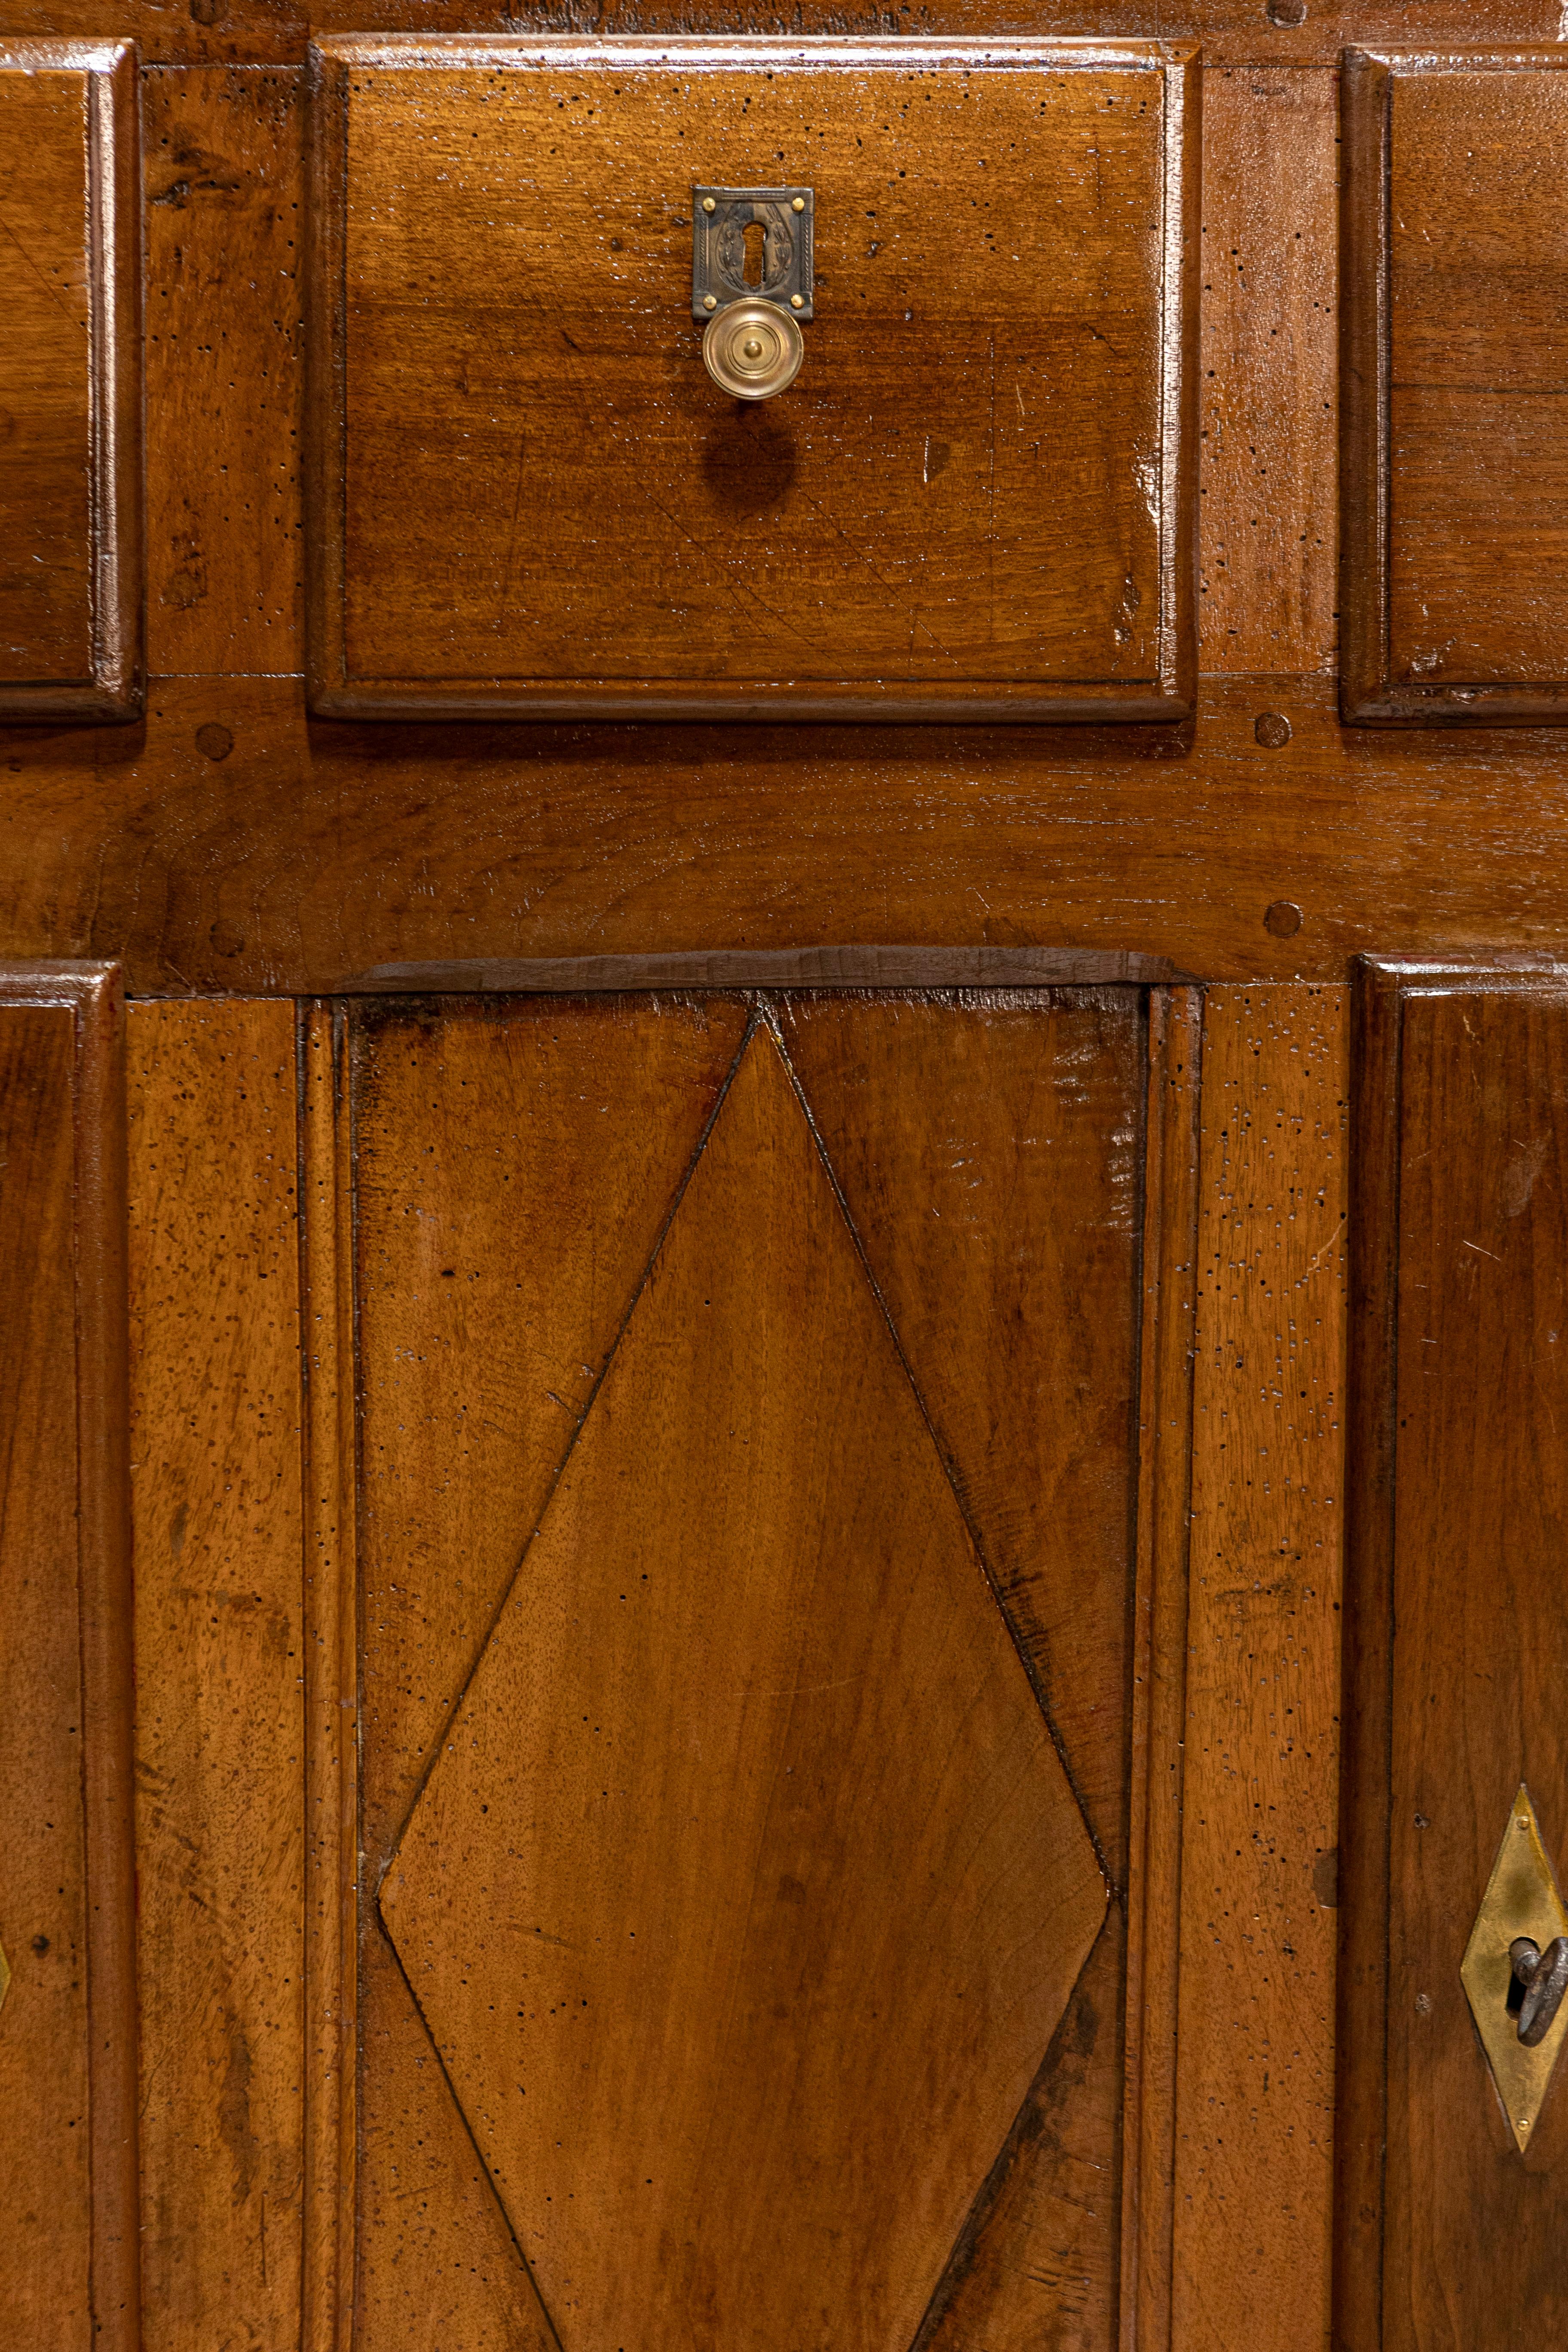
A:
<box><xmin>1335</xmin><ymin>948</ymin><xmax>1568</xmax><ymax>2351</ymax></box>
<box><xmin>330</xmin><ymin>944</ymin><xmax>1190</xmax><ymax>995</ymax></box>
<box><xmin>303</xmin><ymin>35</ymin><xmax>1197</xmax><ymax>728</ymax></box>
<box><xmin>1339</xmin><ymin>47</ymin><xmax>1568</xmax><ymax>729</ymax></box>
<box><xmin>0</xmin><ymin>960</ymin><xmax>140</xmax><ymax>2352</ymax></box>
<box><xmin>0</xmin><ymin>46</ymin><xmax>144</xmax><ymax>726</ymax></box>
<box><xmin>1118</xmin><ymin>986</ymin><xmax>1204</xmax><ymax>2352</ymax></box>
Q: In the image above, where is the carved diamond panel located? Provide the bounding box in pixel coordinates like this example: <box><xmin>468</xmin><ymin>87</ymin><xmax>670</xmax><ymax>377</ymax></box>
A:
<box><xmin>380</xmin><ymin>1028</ymin><xmax>1107</xmax><ymax>2352</ymax></box>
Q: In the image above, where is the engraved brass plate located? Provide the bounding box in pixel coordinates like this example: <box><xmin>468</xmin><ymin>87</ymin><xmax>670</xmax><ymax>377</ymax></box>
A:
<box><xmin>1461</xmin><ymin>1785</ymin><xmax>1568</xmax><ymax>2151</ymax></box>
<box><xmin>692</xmin><ymin>187</ymin><xmax>814</xmax><ymax>322</ymax></box>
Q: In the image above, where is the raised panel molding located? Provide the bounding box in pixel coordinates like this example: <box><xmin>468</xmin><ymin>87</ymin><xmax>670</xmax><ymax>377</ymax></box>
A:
<box><xmin>1341</xmin><ymin>49</ymin><xmax>1568</xmax><ymax>724</ymax></box>
<box><xmin>0</xmin><ymin>45</ymin><xmax>142</xmax><ymax>722</ymax></box>
<box><xmin>305</xmin><ymin>36</ymin><xmax>1197</xmax><ymax>724</ymax></box>
<box><xmin>1338</xmin><ymin>959</ymin><xmax>1568</xmax><ymax>2349</ymax></box>
<box><xmin>0</xmin><ymin>962</ymin><xmax>137</xmax><ymax>2352</ymax></box>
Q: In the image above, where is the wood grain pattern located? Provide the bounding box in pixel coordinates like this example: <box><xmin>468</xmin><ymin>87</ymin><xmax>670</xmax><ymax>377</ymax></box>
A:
<box><xmin>0</xmin><ymin>43</ymin><xmax>140</xmax><ymax>720</ymax></box>
<box><xmin>1342</xmin><ymin>50</ymin><xmax>1568</xmax><ymax>723</ymax></box>
<box><xmin>144</xmin><ymin>67</ymin><xmax>303</xmax><ymax>677</ymax></box>
<box><xmin>1120</xmin><ymin>985</ymin><xmax>1202</xmax><ymax>2352</ymax></box>
<box><xmin>378</xmin><ymin>1022</ymin><xmax>1107</xmax><ymax>2352</ymax></box>
<box><xmin>0</xmin><ymin>0</ymin><xmax>1560</xmax><ymax>72</ymax></box>
<box><xmin>298</xmin><ymin>1004</ymin><xmax>355</xmax><ymax>2352</ymax></box>
<box><xmin>916</xmin><ymin>1910</ymin><xmax>1127</xmax><ymax>2352</ymax></box>
<box><xmin>25</xmin><ymin>670</ymin><xmax>1568</xmax><ymax>991</ymax></box>
<box><xmin>1198</xmin><ymin>68</ymin><xmax>1336</xmax><ymax>676</ymax></box>
<box><xmin>1336</xmin><ymin>963</ymin><xmax>1568</xmax><ymax>2352</ymax></box>
<box><xmin>777</xmin><ymin>986</ymin><xmax>1144</xmax><ymax>1881</ymax></box>
<box><xmin>351</xmin><ymin>992</ymin><xmax>747</xmax><ymax>2349</ymax></box>
<box><xmin>777</xmin><ymin>985</ymin><xmax>1165</xmax><ymax>2352</ymax></box>
<box><xmin>307</xmin><ymin>36</ymin><xmax>1197</xmax><ymax>722</ymax></box>
<box><xmin>129</xmin><ymin>1001</ymin><xmax>304</xmax><ymax>2352</ymax></box>
<box><xmin>1171</xmin><ymin>984</ymin><xmax>1348</xmax><ymax>2352</ymax></box>
<box><xmin>0</xmin><ymin>964</ymin><xmax>137</xmax><ymax>2352</ymax></box>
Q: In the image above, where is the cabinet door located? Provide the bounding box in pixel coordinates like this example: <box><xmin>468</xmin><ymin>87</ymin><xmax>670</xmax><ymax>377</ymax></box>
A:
<box><xmin>119</xmin><ymin>977</ymin><xmax>1201</xmax><ymax>2352</ymax></box>
<box><xmin>1338</xmin><ymin>962</ymin><xmax>1568</xmax><ymax>2346</ymax></box>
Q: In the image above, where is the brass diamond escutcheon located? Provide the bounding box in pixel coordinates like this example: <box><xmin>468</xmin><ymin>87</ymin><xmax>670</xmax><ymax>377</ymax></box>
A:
<box><xmin>1461</xmin><ymin>1784</ymin><xmax>1568</xmax><ymax>2152</ymax></box>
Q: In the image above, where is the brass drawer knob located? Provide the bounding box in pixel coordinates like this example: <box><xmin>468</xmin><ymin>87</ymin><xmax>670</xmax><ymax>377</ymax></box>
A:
<box><xmin>702</xmin><ymin>298</ymin><xmax>804</xmax><ymax>402</ymax></box>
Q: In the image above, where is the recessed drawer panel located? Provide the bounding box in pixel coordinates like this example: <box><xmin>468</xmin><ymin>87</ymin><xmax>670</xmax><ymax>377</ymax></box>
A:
<box><xmin>306</xmin><ymin>36</ymin><xmax>1197</xmax><ymax>723</ymax></box>
<box><xmin>0</xmin><ymin>43</ymin><xmax>141</xmax><ymax>723</ymax></box>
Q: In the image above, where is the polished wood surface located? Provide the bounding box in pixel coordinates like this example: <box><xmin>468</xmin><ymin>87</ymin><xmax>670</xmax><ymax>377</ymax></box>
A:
<box><xmin>351</xmin><ymin>993</ymin><xmax>747</xmax><ymax>2351</ymax></box>
<box><xmin>129</xmin><ymin>1001</ymin><xmax>304</xmax><ymax>2352</ymax></box>
<box><xmin>308</xmin><ymin>37</ymin><xmax>1196</xmax><ymax>722</ymax></box>
<box><xmin>144</xmin><ymin>64</ymin><xmax>303</xmax><ymax>676</ymax></box>
<box><xmin>377</xmin><ymin>1020</ymin><xmax>1106</xmax><ymax>2352</ymax></box>
<box><xmin>9</xmin><ymin>52</ymin><xmax>1568</xmax><ymax>986</ymax></box>
<box><xmin>1199</xmin><ymin>68</ymin><xmax>1336</xmax><ymax>676</ymax></box>
<box><xmin>0</xmin><ymin>43</ymin><xmax>140</xmax><ymax>720</ymax></box>
<box><xmin>350</xmin><ymin>988</ymin><xmax>1147</xmax><ymax>2351</ymax></box>
<box><xmin>1119</xmin><ymin>987</ymin><xmax>1202</xmax><ymax>2352</ymax></box>
<box><xmin>0</xmin><ymin>964</ymin><xmax>137</xmax><ymax>2352</ymax></box>
<box><xmin>1337</xmin><ymin>965</ymin><xmax>1568</xmax><ymax>2350</ymax></box>
<box><xmin>4</xmin><ymin>4</ymin><xmax>1567</xmax><ymax>2346</ymax></box>
<box><xmin>1</xmin><ymin>0</ymin><xmax>1566</xmax><ymax>71</ymax></box>
<box><xmin>1342</xmin><ymin>50</ymin><xmax>1568</xmax><ymax>723</ymax></box>
<box><xmin>1173</xmin><ymin>985</ymin><xmax>1348</xmax><ymax>2352</ymax></box>
<box><xmin>777</xmin><ymin>987</ymin><xmax>1143</xmax><ymax>1877</ymax></box>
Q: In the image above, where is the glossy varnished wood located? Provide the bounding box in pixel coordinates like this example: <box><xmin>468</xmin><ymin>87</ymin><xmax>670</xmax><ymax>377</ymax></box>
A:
<box><xmin>1198</xmin><ymin>68</ymin><xmax>1336</xmax><ymax>676</ymax></box>
<box><xmin>377</xmin><ymin>1021</ymin><xmax>1106</xmax><ymax>2352</ymax></box>
<box><xmin>28</xmin><ymin>677</ymin><xmax>1568</xmax><ymax>988</ymax></box>
<box><xmin>1336</xmin><ymin>961</ymin><xmax>1568</xmax><ymax>2351</ymax></box>
<box><xmin>1342</xmin><ymin>49</ymin><xmax>1568</xmax><ymax>724</ymax></box>
<box><xmin>777</xmin><ymin>986</ymin><xmax>1144</xmax><ymax>1879</ymax></box>
<box><xmin>776</xmin><ymin>986</ymin><xmax>1162</xmax><ymax>2351</ymax></box>
<box><xmin>351</xmin><ymin>993</ymin><xmax>747</xmax><ymax>2351</ymax></box>
<box><xmin>0</xmin><ymin>963</ymin><xmax>136</xmax><ymax>2352</ymax></box>
<box><xmin>0</xmin><ymin>0</ymin><xmax>1566</xmax><ymax>73</ymax></box>
<box><xmin>307</xmin><ymin>35</ymin><xmax>1197</xmax><ymax>722</ymax></box>
<box><xmin>0</xmin><ymin>44</ymin><xmax>140</xmax><ymax>720</ymax></box>
<box><xmin>1120</xmin><ymin>986</ymin><xmax>1202</xmax><ymax>2352</ymax></box>
<box><xmin>298</xmin><ymin>1004</ymin><xmax>355</xmax><ymax>2352</ymax></box>
<box><xmin>129</xmin><ymin>1001</ymin><xmax>304</xmax><ymax>2352</ymax></box>
<box><xmin>143</xmin><ymin>66</ymin><xmax>303</xmax><ymax>677</ymax></box>
<box><xmin>1173</xmin><ymin>985</ymin><xmax>1348</xmax><ymax>2352</ymax></box>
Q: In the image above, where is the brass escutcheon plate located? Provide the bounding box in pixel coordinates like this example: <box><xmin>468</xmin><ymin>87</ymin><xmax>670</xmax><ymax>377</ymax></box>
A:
<box><xmin>692</xmin><ymin>187</ymin><xmax>814</xmax><ymax>322</ymax></box>
<box><xmin>1461</xmin><ymin>1785</ymin><xmax>1568</xmax><ymax>2152</ymax></box>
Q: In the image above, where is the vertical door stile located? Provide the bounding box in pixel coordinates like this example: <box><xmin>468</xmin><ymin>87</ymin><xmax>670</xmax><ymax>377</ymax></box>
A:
<box><xmin>300</xmin><ymin>1001</ymin><xmax>359</xmax><ymax>2352</ymax></box>
<box><xmin>1172</xmin><ymin>985</ymin><xmax>1350</xmax><ymax>2352</ymax></box>
<box><xmin>0</xmin><ymin>961</ymin><xmax>138</xmax><ymax>2352</ymax></box>
<box><xmin>1120</xmin><ymin>985</ymin><xmax>1203</xmax><ymax>2352</ymax></box>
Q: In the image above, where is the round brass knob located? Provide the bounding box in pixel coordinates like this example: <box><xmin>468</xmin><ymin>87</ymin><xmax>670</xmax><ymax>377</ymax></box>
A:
<box><xmin>701</xmin><ymin>298</ymin><xmax>804</xmax><ymax>401</ymax></box>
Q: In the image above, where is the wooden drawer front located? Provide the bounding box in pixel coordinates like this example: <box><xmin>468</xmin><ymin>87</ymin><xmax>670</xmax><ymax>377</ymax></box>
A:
<box><xmin>1343</xmin><ymin>51</ymin><xmax>1568</xmax><ymax>724</ymax></box>
<box><xmin>307</xmin><ymin>37</ymin><xmax>1197</xmax><ymax>723</ymax></box>
<box><xmin>0</xmin><ymin>45</ymin><xmax>140</xmax><ymax>723</ymax></box>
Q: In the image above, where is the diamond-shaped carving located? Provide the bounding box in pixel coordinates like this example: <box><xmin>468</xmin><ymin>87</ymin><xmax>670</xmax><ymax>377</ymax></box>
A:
<box><xmin>1461</xmin><ymin>1785</ymin><xmax>1568</xmax><ymax>2153</ymax></box>
<box><xmin>380</xmin><ymin>1029</ymin><xmax>1107</xmax><ymax>2352</ymax></box>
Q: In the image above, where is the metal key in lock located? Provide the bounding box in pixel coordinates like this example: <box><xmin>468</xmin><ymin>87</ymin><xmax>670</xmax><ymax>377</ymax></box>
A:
<box><xmin>1510</xmin><ymin>1933</ymin><xmax>1568</xmax><ymax>2047</ymax></box>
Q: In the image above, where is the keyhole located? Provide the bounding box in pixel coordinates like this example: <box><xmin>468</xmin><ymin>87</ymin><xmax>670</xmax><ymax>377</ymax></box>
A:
<box><xmin>742</xmin><ymin>218</ymin><xmax>767</xmax><ymax>288</ymax></box>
